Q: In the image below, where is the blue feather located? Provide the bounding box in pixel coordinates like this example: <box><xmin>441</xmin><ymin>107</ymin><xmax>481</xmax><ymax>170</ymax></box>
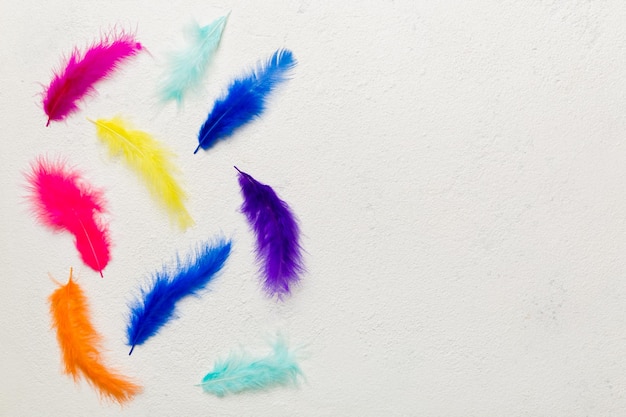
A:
<box><xmin>126</xmin><ymin>238</ymin><xmax>231</xmax><ymax>354</ymax></box>
<box><xmin>159</xmin><ymin>14</ymin><xmax>229</xmax><ymax>105</ymax></box>
<box><xmin>195</xmin><ymin>49</ymin><xmax>296</xmax><ymax>154</ymax></box>
<box><xmin>198</xmin><ymin>337</ymin><xmax>303</xmax><ymax>397</ymax></box>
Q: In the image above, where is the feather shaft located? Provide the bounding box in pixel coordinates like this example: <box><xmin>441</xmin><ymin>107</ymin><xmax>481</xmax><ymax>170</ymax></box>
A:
<box><xmin>199</xmin><ymin>337</ymin><xmax>302</xmax><ymax>396</ymax></box>
<box><xmin>49</xmin><ymin>268</ymin><xmax>142</xmax><ymax>404</ymax></box>
<box><xmin>43</xmin><ymin>31</ymin><xmax>142</xmax><ymax>125</ymax></box>
<box><xmin>126</xmin><ymin>238</ymin><xmax>231</xmax><ymax>354</ymax></box>
<box><xmin>235</xmin><ymin>167</ymin><xmax>303</xmax><ymax>297</ymax></box>
<box><xmin>26</xmin><ymin>158</ymin><xmax>110</xmax><ymax>276</ymax></box>
<box><xmin>159</xmin><ymin>14</ymin><xmax>229</xmax><ymax>104</ymax></box>
<box><xmin>195</xmin><ymin>49</ymin><xmax>296</xmax><ymax>154</ymax></box>
<box><xmin>91</xmin><ymin>117</ymin><xmax>194</xmax><ymax>230</ymax></box>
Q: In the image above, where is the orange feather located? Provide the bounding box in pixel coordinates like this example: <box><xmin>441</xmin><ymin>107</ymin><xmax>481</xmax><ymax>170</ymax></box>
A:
<box><xmin>49</xmin><ymin>268</ymin><xmax>142</xmax><ymax>404</ymax></box>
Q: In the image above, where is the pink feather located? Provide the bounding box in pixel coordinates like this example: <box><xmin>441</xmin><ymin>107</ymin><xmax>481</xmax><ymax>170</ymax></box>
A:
<box><xmin>42</xmin><ymin>31</ymin><xmax>142</xmax><ymax>126</ymax></box>
<box><xmin>26</xmin><ymin>158</ymin><xmax>111</xmax><ymax>277</ymax></box>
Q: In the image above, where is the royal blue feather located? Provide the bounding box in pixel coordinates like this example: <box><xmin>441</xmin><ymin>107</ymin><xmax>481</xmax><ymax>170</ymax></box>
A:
<box><xmin>235</xmin><ymin>167</ymin><xmax>304</xmax><ymax>298</ymax></box>
<box><xmin>126</xmin><ymin>238</ymin><xmax>231</xmax><ymax>354</ymax></box>
<box><xmin>194</xmin><ymin>49</ymin><xmax>296</xmax><ymax>154</ymax></box>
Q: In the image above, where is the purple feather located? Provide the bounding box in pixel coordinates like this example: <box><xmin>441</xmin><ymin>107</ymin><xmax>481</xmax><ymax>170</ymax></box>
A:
<box><xmin>235</xmin><ymin>167</ymin><xmax>304</xmax><ymax>298</ymax></box>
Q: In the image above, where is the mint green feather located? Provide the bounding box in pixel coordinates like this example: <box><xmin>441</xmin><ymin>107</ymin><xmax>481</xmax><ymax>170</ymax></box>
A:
<box><xmin>159</xmin><ymin>14</ymin><xmax>228</xmax><ymax>104</ymax></box>
<box><xmin>198</xmin><ymin>338</ymin><xmax>303</xmax><ymax>397</ymax></box>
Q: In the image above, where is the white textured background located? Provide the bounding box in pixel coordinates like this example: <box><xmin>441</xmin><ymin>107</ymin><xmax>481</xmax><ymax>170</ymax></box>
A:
<box><xmin>2</xmin><ymin>1</ymin><xmax>626</xmax><ymax>416</ymax></box>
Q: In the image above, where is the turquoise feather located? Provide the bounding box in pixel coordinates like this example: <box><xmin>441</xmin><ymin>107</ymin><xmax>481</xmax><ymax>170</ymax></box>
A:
<box><xmin>159</xmin><ymin>14</ymin><xmax>229</xmax><ymax>104</ymax></box>
<box><xmin>198</xmin><ymin>338</ymin><xmax>302</xmax><ymax>397</ymax></box>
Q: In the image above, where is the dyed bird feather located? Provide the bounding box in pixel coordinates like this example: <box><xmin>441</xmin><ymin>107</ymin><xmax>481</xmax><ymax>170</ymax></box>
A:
<box><xmin>159</xmin><ymin>14</ymin><xmax>229</xmax><ymax>105</ymax></box>
<box><xmin>198</xmin><ymin>337</ymin><xmax>302</xmax><ymax>397</ymax></box>
<box><xmin>195</xmin><ymin>48</ymin><xmax>296</xmax><ymax>154</ymax></box>
<box><xmin>127</xmin><ymin>238</ymin><xmax>231</xmax><ymax>354</ymax></box>
<box><xmin>26</xmin><ymin>158</ymin><xmax>110</xmax><ymax>277</ymax></box>
<box><xmin>49</xmin><ymin>268</ymin><xmax>142</xmax><ymax>404</ymax></box>
<box><xmin>235</xmin><ymin>167</ymin><xmax>303</xmax><ymax>298</ymax></box>
<box><xmin>91</xmin><ymin>116</ymin><xmax>194</xmax><ymax>230</ymax></box>
<box><xmin>43</xmin><ymin>31</ymin><xmax>142</xmax><ymax>126</ymax></box>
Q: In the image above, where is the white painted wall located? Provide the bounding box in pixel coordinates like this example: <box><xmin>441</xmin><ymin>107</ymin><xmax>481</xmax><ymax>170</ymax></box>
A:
<box><xmin>2</xmin><ymin>1</ymin><xmax>626</xmax><ymax>415</ymax></box>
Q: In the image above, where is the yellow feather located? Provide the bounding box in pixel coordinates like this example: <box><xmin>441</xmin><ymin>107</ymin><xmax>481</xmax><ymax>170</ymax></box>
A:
<box><xmin>91</xmin><ymin>116</ymin><xmax>194</xmax><ymax>230</ymax></box>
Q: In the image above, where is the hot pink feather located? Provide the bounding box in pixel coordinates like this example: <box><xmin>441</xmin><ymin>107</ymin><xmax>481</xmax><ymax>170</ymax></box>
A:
<box><xmin>43</xmin><ymin>31</ymin><xmax>142</xmax><ymax>126</ymax></box>
<box><xmin>26</xmin><ymin>158</ymin><xmax>111</xmax><ymax>277</ymax></box>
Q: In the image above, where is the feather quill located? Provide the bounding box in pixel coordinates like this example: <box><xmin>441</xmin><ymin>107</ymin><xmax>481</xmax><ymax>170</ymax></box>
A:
<box><xmin>127</xmin><ymin>238</ymin><xmax>231</xmax><ymax>354</ymax></box>
<box><xmin>198</xmin><ymin>337</ymin><xmax>302</xmax><ymax>397</ymax></box>
<box><xmin>90</xmin><ymin>116</ymin><xmax>194</xmax><ymax>230</ymax></box>
<box><xmin>42</xmin><ymin>31</ymin><xmax>142</xmax><ymax>125</ymax></box>
<box><xmin>195</xmin><ymin>49</ymin><xmax>296</xmax><ymax>154</ymax></box>
<box><xmin>26</xmin><ymin>158</ymin><xmax>110</xmax><ymax>277</ymax></box>
<box><xmin>235</xmin><ymin>167</ymin><xmax>303</xmax><ymax>297</ymax></box>
<box><xmin>49</xmin><ymin>268</ymin><xmax>142</xmax><ymax>404</ymax></box>
<box><xmin>159</xmin><ymin>14</ymin><xmax>229</xmax><ymax>105</ymax></box>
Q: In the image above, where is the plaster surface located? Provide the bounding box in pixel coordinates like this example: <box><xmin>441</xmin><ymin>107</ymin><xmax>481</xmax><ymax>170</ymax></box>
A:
<box><xmin>2</xmin><ymin>1</ymin><xmax>626</xmax><ymax>416</ymax></box>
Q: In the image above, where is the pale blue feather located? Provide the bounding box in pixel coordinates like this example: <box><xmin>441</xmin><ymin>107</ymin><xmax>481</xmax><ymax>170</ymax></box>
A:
<box><xmin>159</xmin><ymin>14</ymin><xmax>229</xmax><ymax>104</ymax></box>
<box><xmin>199</xmin><ymin>337</ymin><xmax>302</xmax><ymax>396</ymax></box>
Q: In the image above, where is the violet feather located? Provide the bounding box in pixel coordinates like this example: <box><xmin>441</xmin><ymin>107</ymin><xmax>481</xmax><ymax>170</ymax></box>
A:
<box><xmin>235</xmin><ymin>167</ymin><xmax>304</xmax><ymax>298</ymax></box>
<box><xmin>126</xmin><ymin>238</ymin><xmax>231</xmax><ymax>354</ymax></box>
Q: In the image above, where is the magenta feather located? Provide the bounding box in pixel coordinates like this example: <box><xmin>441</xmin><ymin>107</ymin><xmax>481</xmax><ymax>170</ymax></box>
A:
<box><xmin>42</xmin><ymin>31</ymin><xmax>142</xmax><ymax>126</ymax></box>
<box><xmin>235</xmin><ymin>167</ymin><xmax>304</xmax><ymax>298</ymax></box>
<box><xmin>26</xmin><ymin>158</ymin><xmax>111</xmax><ymax>277</ymax></box>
